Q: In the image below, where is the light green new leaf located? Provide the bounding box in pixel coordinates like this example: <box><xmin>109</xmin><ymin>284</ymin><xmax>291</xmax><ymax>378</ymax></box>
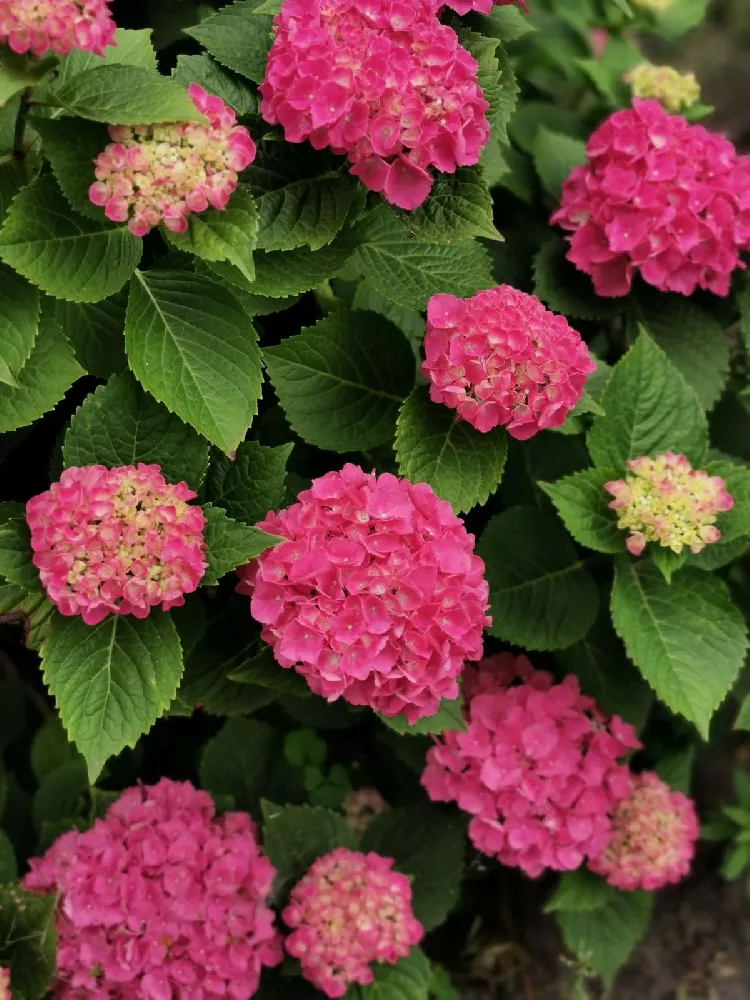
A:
<box><xmin>42</xmin><ymin>612</ymin><xmax>183</xmax><ymax>780</ymax></box>
<box><xmin>610</xmin><ymin>559</ymin><xmax>747</xmax><ymax>737</ymax></box>
<box><xmin>540</xmin><ymin>468</ymin><xmax>624</xmax><ymax>554</ymax></box>
<box><xmin>0</xmin><ymin>263</ymin><xmax>39</xmax><ymax>388</ymax></box>
<box><xmin>63</xmin><ymin>371</ymin><xmax>210</xmax><ymax>489</ymax></box>
<box><xmin>390</xmin><ymin>167</ymin><xmax>501</xmax><ymax>244</ymax></box>
<box><xmin>166</xmin><ymin>188</ymin><xmax>258</xmax><ymax>281</ymax></box>
<box><xmin>202</xmin><ymin>504</ymin><xmax>280</xmax><ymax>585</ymax></box>
<box><xmin>172</xmin><ymin>54</ymin><xmax>257</xmax><ymax>115</ymax></box>
<box><xmin>478</xmin><ymin>506</ymin><xmax>599</xmax><ymax>650</ymax></box>
<box><xmin>0</xmin><ymin>174</ymin><xmax>142</xmax><ymax>303</ymax></box>
<box><xmin>31</xmin><ymin>117</ymin><xmax>112</xmax><ymax>220</ymax></box>
<box><xmin>208</xmin><ymin>441</ymin><xmax>292</xmax><ymax>525</ymax></box>
<box><xmin>0</xmin><ymin>50</ymin><xmax>56</xmax><ymax>106</ymax></box>
<box><xmin>262</xmin><ymin>802</ymin><xmax>356</xmax><ymax>899</ymax></box>
<box><xmin>533</xmin><ymin>127</ymin><xmax>587</xmax><ymax>200</ymax></box>
<box><xmin>186</xmin><ymin>0</ymin><xmax>274</xmax><ymax>84</ymax></box>
<box><xmin>125</xmin><ymin>269</ymin><xmax>263</xmax><ymax>454</ymax></box>
<box><xmin>587</xmin><ymin>331</ymin><xmax>708</xmax><ymax>470</ymax></box>
<box><xmin>55</xmin><ymin>64</ymin><xmax>206</xmax><ymax>124</ymax></box>
<box><xmin>735</xmin><ymin>693</ymin><xmax>750</xmax><ymax>732</ymax></box>
<box><xmin>355</xmin><ymin>949</ymin><xmax>432</xmax><ymax>1000</ymax></box>
<box><xmin>53</xmin><ymin>27</ymin><xmax>157</xmax><ymax>86</ymax></box>
<box><xmin>51</xmin><ymin>290</ymin><xmax>128</xmax><ymax>379</ymax></box>
<box><xmin>395</xmin><ymin>386</ymin><xmax>508</xmax><ymax>513</ymax></box>
<box><xmin>545</xmin><ymin>869</ymin><xmax>615</xmax><ymax>914</ymax></box>
<box><xmin>263</xmin><ymin>309</ymin><xmax>415</xmax><ymax>452</ymax></box>
<box><xmin>379</xmin><ymin>694</ymin><xmax>465</xmax><ymax>737</ymax></box>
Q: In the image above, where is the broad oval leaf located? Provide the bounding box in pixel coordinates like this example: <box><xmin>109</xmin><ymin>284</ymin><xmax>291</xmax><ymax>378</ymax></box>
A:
<box><xmin>55</xmin><ymin>64</ymin><xmax>206</xmax><ymax>124</ymax></box>
<box><xmin>207</xmin><ymin>441</ymin><xmax>292</xmax><ymax>525</ymax></box>
<box><xmin>165</xmin><ymin>188</ymin><xmax>259</xmax><ymax>281</ymax></box>
<box><xmin>0</xmin><ymin>262</ymin><xmax>39</xmax><ymax>388</ymax></box>
<box><xmin>201</xmin><ymin>504</ymin><xmax>280</xmax><ymax>585</ymax></box>
<box><xmin>185</xmin><ymin>0</ymin><xmax>274</xmax><ymax>84</ymax></box>
<box><xmin>540</xmin><ymin>467</ymin><xmax>625</xmax><ymax>554</ymax></box>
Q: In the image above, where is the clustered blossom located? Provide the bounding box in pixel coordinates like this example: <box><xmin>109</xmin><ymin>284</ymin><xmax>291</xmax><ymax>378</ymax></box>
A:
<box><xmin>604</xmin><ymin>452</ymin><xmax>733</xmax><ymax>557</ymax></box>
<box><xmin>259</xmin><ymin>0</ymin><xmax>490</xmax><ymax>210</ymax></box>
<box><xmin>26</xmin><ymin>463</ymin><xmax>207</xmax><ymax>626</ymax></box>
<box><xmin>421</xmin><ymin>287</ymin><xmax>595</xmax><ymax>439</ymax></box>
<box><xmin>589</xmin><ymin>771</ymin><xmax>699</xmax><ymax>890</ymax></box>
<box><xmin>0</xmin><ymin>0</ymin><xmax>116</xmax><ymax>57</ymax></box>
<box><xmin>0</xmin><ymin>967</ymin><xmax>8</xmax><ymax>1000</ymax></box>
<box><xmin>625</xmin><ymin>63</ymin><xmax>700</xmax><ymax>113</ymax></box>
<box><xmin>421</xmin><ymin>654</ymin><xmax>640</xmax><ymax>878</ymax></box>
<box><xmin>89</xmin><ymin>83</ymin><xmax>256</xmax><ymax>236</ymax></box>
<box><xmin>551</xmin><ymin>99</ymin><xmax>750</xmax><ymax>297</ymax></box>
<box><xmin>442</xmin><ymin>0</ymin><xmax>527</xmax><ymax>14</ymax></box>
<box><xmin>283</xmin><ymin>848</ymin><xmax>423</xmax><ymax>998</ymax></box>
<box><xmin>23</xmin><ymin>778</ymin><xmax>282</xmax><ymax>1000</ymax></box>
<box><xmin>343</xmin><ymin>787</ymin><xmax>389</xmax><ymax>835</ymax></box>
<box><xmin>238</xmin><ymin>464</ymin><xmax>490</xmax><ymax>723</ymax></box>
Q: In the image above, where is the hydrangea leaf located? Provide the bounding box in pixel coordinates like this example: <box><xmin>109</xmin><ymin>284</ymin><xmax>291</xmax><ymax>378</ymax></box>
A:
<box><xmin>41</xmin><ymin>612</ymin><xmax>184</xmax><ymax>781</ymax></box>
<box><xmin>32</xmin><ymin>759</ymin><xmax>89</xmax><ymax>833</ymax></box>
<box><xmin>201</xmin><ymin>504</ymin><xmax>281</xmax><ymax>586</ymax></box>
<box><xmin>0</xmin><ymin>263</ymin><xmax>39</xmax><ymax>388</ymax></box>
<box><xmin>30</xmin><ymin>718</ymin><xmax>83</xmax><ymax>785</ymax></box>
<box><xmin>0</xmin><ymin>160</ymin><xmax>27</xmax><ymax>227</ymax></box>
<box><xmin>705</xmin><ymin>460</ymin><xmax>750</xmax><ymax>544</ymax></box>
<box><xmin>587</xmin><ymin>331</ymin><xmax>708</xmax><ymax>471</ymax></box>
<box><xmin>735</xmin><ymin>693</ymin><xmax>750</xmax><ymax>732</ymax></box>
<box><xmin>459</xmin><ymin>31</ymin><xmax>517</xmax><ymax>141</ymax></box>
<box><xmin>0</xmin><ymin>581</ymin><xmax>55</xmax><ymax>652</ymax></box>
<box><xmin>63</xmin><ymin>371</ymin><xmax>210</xmax><ymax>490</ymax></box>
<box><xmin>545</xmin><ymin>869</ymin><xmax>614</xmax><ymax>914</ymax></box>
<box><xmin>395</xmin><ymin>386</ymin><xmax>508</xmax><ymax>514</ymax></box>
<box><xmin>53</xmin><ymin>27</ymin><xmax>157</xmax><ymax>85</ymax></box>
<box><xmin>533</xmin><ymin>236</ymin><xmax>621</xmax><ymax>320</ymax></box>
<box><xmin>0</xmin><ymin>829</ymin><xmax>16</xmax><ymax>882</ymax></box>
<box><xmin>379</xmin><ymin>693</ymin><xmax>465</xmax><ymax>736</ymax></box>
<box><xmin>354</xmin><ymin>948</ymin><xmax>432</xmax><ymax>1000</ymax></box>
<box><xmin>55</xmin><ymin>64</ymin><xmax>206</xmax><ymax>124</ymax></box>
<box><xmin>533</xmin><ymin>127</ymin><xmax>587</xmax><ymax>200</ymax></box>
<box><xmin>124</xmin><ymin>269</ymin><xmax>263</xmax><ymax>455</ymax></box>
<box><xmin>361</xmin><ymin>806</ymin><xmax>465</xmax><ymax>931</ymax></box>
<box><xmin>654</xmin><ymin>745</ymin><xmax>695</xmax><ymax>795</ymax></box>
<box><xmin>0</xmin><ymin>885</ymin><xmax>57</xmax><ymax>1000</ymax></box>
<box><xmin>172</xmin><ymin>53</ymin><xmax>257</xmax><ymax>115</ymax></box>
<box><xmin>50</xmin><ymin>290</ymin><xmax>128</xmax><ymax>379</ymax></box>
<box><xmin>610</xmin><ymin>558</ymin><xmax>747</xmax><ymax>737</ymax></box>
<box><xmin>429</xmin><ymin>965</ymin><xmax>460</xmax><ymax>1000</ymax></box>
<box><xmin>0</xmin><ymin>175</ymin><xmax>142</xmax><ymax>304</ymax></box>
<box><xmin>0</xmin><ymin>50</ymin><xmax>56</xmax><ymax>106</ymax></box>
<box><xmin>540</xmin><ymin>468</ymin><xmax>625</xmax><ymax>554</ymax></box>
<box><xmin>165</xmin><ymin>188</ymin><xmax>259</xmax><ymax>282</ymax></box>
<box><xmin>263</xmin><ymin>309</ymin><xmax>415</xmax><ymax>452</ymax></box>
<box><xmin>0</xmin><ymin>518</ymin><xmax>40</xmax><ymax>591</ymax></box>
<box><xmin>31</xmin><ymin>116</ymin><xmax>112</xmax><ymax>221</ymax></box>
<box><xmin>389</xmin><ymin>167</ymin><xmax>502</xmax><ymax>244</ymax></box>
<box><xmin>207</xmin><ymin>441</ymin><xmax>292</xmax><ymax>525</ymax></box>
<box><xmin>200</xmin><ymin>718</ymin><xmax>280</xmax><ymax>815</ymax></box>
<box><xmin>185</xmin><ymin>0</ymin><xmax>274</xmax><ymax>84</ymax></box>
<box><xmin>478</xmin><ymin>506</ymin><xmax>599</xmax><ymax>650</ymax></box>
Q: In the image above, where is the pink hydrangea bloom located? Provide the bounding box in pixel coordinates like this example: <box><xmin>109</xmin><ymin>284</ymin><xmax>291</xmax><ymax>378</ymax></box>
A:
<box><xmin>0</xmin><ymin>967</ymin><xmax>9</xmax><ymax>1000</ymax></box>
<box><xmin>551</xmin><ymin>99</ymin><xmax>750</xmax><ymax>297</ymax></box>
<box><xmin>259</xmin><ymin>0</ymin><xmax>490</xmax><ymax>210</ymax></box>
<box><xmin>26</xmin><ymin>463</ymin><xmax>207</xmax><ymax>626</ymax></box>
<box><xmin>89</xmin><ymin>83</ymin><xmax>256</xmax><ymax>236</ymax></box>
<box><xmin>422</xmin><ymin>287</ymin><xmax>595</xmax><ymax>439</ymax></box>
<box><xmin>0</xmin><ymin>0</ymin><xmax>116</xmax><ymax>57</ymax></box>
<box><xmin>237</xmin><ymin>464</ymin><xmax>490</xmax><ymax>723</ymax></box>
<box><xmin>421</xmin><ymin>654</ymin><xmax>640</xmax><ymax>878</ymax></box>
<box><xmin>23</xmin><ymin>778</ymin><xmax>283</xmax><ymax>1000</ymax></box>
<box><xmin>442</xmin><ymin>0</ymin><xmax>527</xmax><ymax>13</ymax></box>
<box><xmin>283</xmin><ymin>848</ymin><xmax>423</xmax><ymax>998</ymax></box>
<box><xmin>588</xmin><ymin>771</ymin><xmax>699</xmax><ymax>890</ymax></box>
<box><xmin>343</xmin><ymin>787</ymin><xmax>389</xmax><ymax>835</ymax></box>
<box><xmin>604</xmin><ymin>451</ymin><xmax>733</xmax><ymax>557</ymax></box>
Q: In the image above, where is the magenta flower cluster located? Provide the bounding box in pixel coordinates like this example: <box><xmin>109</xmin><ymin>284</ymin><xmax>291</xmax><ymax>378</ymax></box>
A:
<box><xmin>238</xmin><ymin>464</ymin><xmax>490</xmax><ymax>723</ymax></box>
<box><xmin>283</xmin><ymin>848</ymin><xmax>423</xmax><ymax>998</ymax></box>
<box><xmin>552</xmin><ymin>99</ymin><xmax>750</xmax><ymax>297</ymax></box>
<box><xmin>89</xmin><ymin>84</ymin><xmax>256</xmax><ymax>236</ymax></box>
<box><xmin>0</xmin><ymin>0</ymin><xmax>116</xmax><ymax>57</ymax></box>
<box><xmin>26</xmin><ymin>463</ymin><xmax>207</xmax><ymax>626</ymax></box>
<box><xmin>422</xmin><ymin>287</ymin><xmax>595</xmax><ymax>439</ymax></box>
<box><xmin>259</xmin><ymin>0</ymin><xmax>490</xmax><ymax>210</ymax></box>
<box><xmin>23</xmin><ymin>778</ymin><xmax>282</xmax><ymax>1000</ymax></box>
<box><xmin>589</xmin><ymin>771</ymin><xmax>699</xmax><ymax>891</ymax></box>
<box><xmin>0</xmin><ymin>967</ymin><xmax>8</xmax><ymax>1000</ymax></box>
<box><xmin>443</xmin><ymin>0</ymin><xmax>527</xmax><ymax>13</ymax></box>
<box><xmin>421</xmin><ymin>654</ymin><xmax>640</xmax><ymax>878</ymax></box>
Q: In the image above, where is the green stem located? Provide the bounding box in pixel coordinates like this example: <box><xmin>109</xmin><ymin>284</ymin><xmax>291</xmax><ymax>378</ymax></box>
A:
<box><xmin>12</xmin><ymin>88</ymin><xmax>32</xmax><ymax>161</ymax></box>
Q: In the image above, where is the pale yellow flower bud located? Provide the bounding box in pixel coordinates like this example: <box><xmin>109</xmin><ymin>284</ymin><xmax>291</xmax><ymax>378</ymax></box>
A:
<box><xmin>625</xmin><ymin>63</ymin><xmax>700</xmax><ymax>112</ymax></box>
<box><xmin>631</xmin><ymin>0</ymin><xmax>674</xmax><ymax>11</ymax></box>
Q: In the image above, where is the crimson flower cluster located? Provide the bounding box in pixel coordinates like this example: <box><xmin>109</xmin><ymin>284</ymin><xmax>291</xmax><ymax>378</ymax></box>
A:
<box><xmin>552</xmin><ymin>99</ymin><xmax>750</xmax><ymax>297</ymax></box>
<box><xmin>421</xmin><ymin>654</ymin><xmax>640</xmax><ymax>878</ymax></box>
<box><xmin>237</xmin><ymin>464</ymin><xmax>490</xmax><ymax>723</ymax></box>
<box><xmin>0</xmin><ymin>0</ymin><xmax>116</xmax><ymax>57</ymax></box>
<box><xmin>26</xmin><ymin>463</ymin><xmax>207</xmax><ymax>626</ymax></box>
<box><xmin>422</xmin><ymin>287</ymin><xmax>595</xmax><ymax>438</ymax></box>
<box><xmin>283</xmin><ymin>848</ymin><xmax>423</xmax><ymax>998</ymax></box>
<box><xmin>23</xmin><ymin>779</ymin><xmax>283</xmax><ymax>1000</ymax></box>
<box><xmin>259</xmin><ymin>0</ymin><xmax>490</xmax><ymax>210</ymax></box>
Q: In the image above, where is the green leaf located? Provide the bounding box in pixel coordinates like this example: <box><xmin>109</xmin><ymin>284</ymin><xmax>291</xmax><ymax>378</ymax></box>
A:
<box><xmin>125</xmin><ymin>269</ymin><xmax>263</xmax><ymax>455</ymax></box>
<box><xmin>533</xmin><ymin>236</ymin><xmax>621</xmax><ymax>320</ymax></box>
<box><xmin>31</xmin><ymin>718</ymin><xmax>83</xmax><ymax>785</ymax></box>
<box><xmin>545</xmin><ymin>869</ymin><xmax>615</xmax><ymax>914</ymax></box>
<box><xmin>460</xmin><ymin>32</ymin><xmax>517</xmax><ymax>141</ymax></box>
<box><xmin>0</xmin><ymin>50</ymin><xmax>56</xmax><ymax>106</ymax></box>
<box><xmin>55</xmin><ymin>64</ymin><xmax>206</xmax><ymax>124</ymax></box>
<box><xmin>353</xmin><ymin>208</ymin><xmax>494</xmax><ymax>311</ymax></box>
<box><xmin>389</xmin><ymin>167</ymin><xmax>501</xmax><ymax>244</ymax></box>
<box><xmin>587</xmin><ymin>331</ymin><xmax>708</xmax><ymax>470</ymax></box>
<box><xmin>479</xmin><ymin>5</ymin><xmax>536</xmax><ymax>40</ymax></box>
<box><xmin>0</xmin><ymin>829</ymin><xmax>16</xmax><ymax>882</ymax></box>
<box><xmin>166</xmin><ymin>188</ymin><xmax>259</xmax><ymax>282</ymax></box>
<box><xmin>186</xmin><ymin>0</ymin><xmax>274</xmax><ymax>84</ymax></box>
<box><xmin>261</xmin><ymin>802</ymin><xmax>356</xmax><ymax>899</ymax></box>
<box><xmin>429</xmin><ymin>965</ymin><xmax>460</xmax><ymax>1000</ymax></box>
<box><xmin>0</xmin><ymin>312</ymin><xmax>83</xmax><ymax>433</ymax></box>
<box><xmin>32</xmin><ymin>117</ymin><xmax>110</xmax><ymax>220</ymax></box>
<box><xmin>0</xmin><ymin>581</ymin><xmax>55</xmax><ymax>652</ymax></box>
<box><xmin>208</xmin><ymin>441</ymin><xmax>292</xmax><ymax>525</ymax></box>
<box><xmin>736</xmin><ymin>694</ymin><xmax>750</xmax><ymax>732</ymax></box>
<box><xmin>478</xmin><ymin>506</ymin><xmax>599</xmax><ymax>650</ymax></box>
<box><xmin>355</xmin><ymin>948</ymin><xmax>432</xmax><ymax>1000</ymax></box>
<box><xmin>394</xmin><ymin>386</ymin><xmax>508</xmax><ymax>514</ymax></box>
<box><xmin>263</xmin><ymin>309</ymin><xmax>415</xmax><ymax>452</ymax></box>
<box><xmin>379</xmin><ymin>694</ymin><xmax>465</xmax><ymax>736</ymax></box>
<box><xmin>703</xmin><ymin>460</ymin><xmax>750</xmax><ymax>544</ymax></box>
<box><xmin>654</xmin><ymin>0</ymin><xmax>709</xmax><ymax>39</ymax></box>
<box><xmin>0</xmin><ymin>160</ymin><xmax>28</xmax><ymax>226</ymax></box>
<box><xmin>654</xmin><ymin>745</ymin><xmax>695</xmax><ymax>795</ymax></box>
<box><xmin>651</xmin><ymin>545</ymin><xmax>688</xmax><ymax>584</ymax></box>
<box><xmin>202</xmin><ymin>504</ymin><xmax>280</xmax><ymax>585</ymax></box>
<box><xmin>610</xmin><ymin>559</ymin><xmax>747</xmax><ymax>737</ymax></box>
<box><xmin>0</xmin><ymin>174</ymin><xmax>142</xmax><ymax>303</ymax></box>
<box><xmin>32</xmin><ymin>759</ymin><xmax>89</xmax><ymax>832</ymax></box>
<box><xmin>200</xmin><ymin>717</ymin><xmax>279</xmax><ymax>815</ymax></box>
<box><xmin>41</xmin><ymin>612</ymin><xmax>184</xmax><ymax>781</ymax></box>
<box><xmin>533</xmin><ymin>128</ymin><xmax>587</xmax><ymax>200</ymax></box>
<box><xmin>53</xmin><ymin>27</ymin><xmax>157</xmax><ymax>85</ymax></box>
<box><xmin>228</xmin><ymin>645</ymin><xmax>312</xmax><ymax>698</ymax></box>
<box><xmin>0</xmin><ymin>518</ymin><xmax>39</xmax><ymax>590</ymax></box>
<box><xmin>509</xmin><ymin>102</ymin><xmax>587</xmax><ymax>156</ymax></box>
<box><xmin>540</xmin><ymin>468</ymin><xmax>624</xmax><ymax>554</ymax></box>
<box><xmin>51</xmin><ymin>290</ymin><xmax>128</xmax><ymax>379</ymax></box>
<box><xmin>361</xmin><ymin>805</ymin><xmax>464</xmax><ymax>931</ymax></box>
<box><xmin>0</xmin><ymin>885</ymin><xmax>56</xmax><ymax>1000</ymax></box>
<box><xmin>63</xmin><ymin>372</ymin><xmax>210</xmax><ymax>489</ymax></box>
<box><xmin>172</xmin><ymin>53</ymin><xmax>257</xmax><ymax>115</ymax></box>
<box><xmin>0</xmin><ymin>262</ymin><xmax>39</xmax><ymax>388</ymax></box>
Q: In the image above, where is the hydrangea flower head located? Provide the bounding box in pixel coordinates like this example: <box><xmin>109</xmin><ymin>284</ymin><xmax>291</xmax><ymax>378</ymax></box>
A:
<box><xmin>588</xmin><ymin>771</ymin><xmax>699</xmax><ymax>890</ymax></box>
<box><xmin>0</xmin><ymin>0</ymin><xmax>116</xmax><ymax>57</ymax></box>
<box><xmin>237</xmin><ymin>464</ymin><xmax>490</xmax><ymax>722</ymax></box>
<box><xmin>89</xmin><ymin>83</ymin><xmax>256</xmax><ymax>236</ymax></box>
<box><xmin>421</xmin><ymin>654</ymin><xmax>640</xmax><ymax>878</ymax></box>
<box><xmin>442</xmin><ymin>0</ymin><xmax>527</xmax><ymax>15</ymax></box>
<box><xmin>259</xmin><ymin>0</ymin><xmax>490</xmax><ymax>210</ymax></box>
<box><xmin>626</xmin><ymin>64</ymin><xmax>700</xmax><ymax>113</ymax></box>
<box><xmin>604</xmin><ymin>452</ymin><xmax>733</xmax><ymax>556</ymax></box>
<box><xmin>26</xmin><ymin>463</ymin><xmax>207</xmax><ymax>625</ymax></box>
<box><xmin>23</xmin><ymin>778</ymin><xmax>283</xmax><ymax>999</ymax></box>
<box><xmin>551</xmin><ymin>99</ymin><xmax>750</xmax><ymax>297</ymax></box>
<box><xmin>0</xmin><ymin>967</ymin><xmax>8</xmax><ymax>1000</ymax></box>
<box><xmin>422</xmin><ymin>286</ymin><xmax>595</xmax><ymax>439</ymax></box>
<box><xmin>283</xmin><ymin>848</ymin><xmax>423</xmax><ymax>998</ymax></box>
<box><xmin>343</xmin><ymin>787</ymin><xmax>389</xmax><ymax>835</ymax></box>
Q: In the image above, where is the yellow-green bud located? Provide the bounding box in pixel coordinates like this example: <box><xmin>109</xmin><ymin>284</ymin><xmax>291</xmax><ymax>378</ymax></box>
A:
<box><xmin>626</xmin><ymin>63</ymin><xmax>700</xmax><ymax>113</ymax></box>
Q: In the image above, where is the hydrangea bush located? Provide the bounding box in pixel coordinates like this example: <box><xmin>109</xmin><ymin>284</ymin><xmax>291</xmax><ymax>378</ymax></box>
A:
<box><xmin>0</xmin><ymin>0</ymin><xmax>749</xmax><ymax>996</ymax></box>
